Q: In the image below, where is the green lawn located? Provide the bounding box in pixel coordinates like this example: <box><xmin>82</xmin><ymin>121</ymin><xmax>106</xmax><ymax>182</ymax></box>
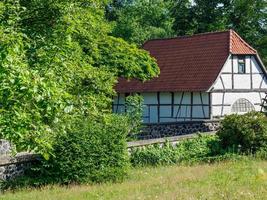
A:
<box><xmin>1</xmin><ymin>159</ymin><xmax>267</xmax><ymax>200</ymax></box>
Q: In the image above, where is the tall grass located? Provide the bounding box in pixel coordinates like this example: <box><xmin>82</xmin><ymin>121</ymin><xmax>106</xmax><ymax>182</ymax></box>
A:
<box><xmin>1</xmin><ymin>159</ymin><xmax>267</xmax><ymax>200</ymax></box>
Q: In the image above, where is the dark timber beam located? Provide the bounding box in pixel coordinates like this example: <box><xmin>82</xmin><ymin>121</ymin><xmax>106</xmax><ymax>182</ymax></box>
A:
<box><xmin>220</xmin><ymin>76</ymin><xmax>225</xmax><ymax>90</ymax></box>
<box><xmin>199</xmin><ymin>92</ymin><xmax>206</xmax><ymax>118</ymax></box>
<box><xmin>116</xmin><ymin>93</ymin><xmax>120</xmax><ymax>113</ymax></box>
<box><xmin>209</xmin><ymin>93</ymin><xmax>212</xmax><ymax>120</ymax></box>
<box><xmin>221</xmin><ymin>72</ymin><xmax>263</xmax><ymax>75</ymax></box>
<box><xmin>260</xmin><ymin>75</ymin><xmax>265</xmax><ymax>89</ymax></box>
<box><xmin>171</xmin><ymin>92</ymin><xmax>174</xmax><ymax>117</ymax></box>
<box><xmin>190</xmin><ymin>92</ymin><xmax>193</xmax><ymax>120</ymax></box>
<box><xmin>175</xmin><ymin>92</ymin><xmax>184</xmax><ymax>119</ymax></box>
<box><xmin>212</xmin><ymin>89</ymin><xmax>267</xmax><ymax>93</ymax></box>
<box><xmin>124</xmin><ymin>93</ymin><xmax>130</xmax><ymax>112</ymax></box>
<box><xmin>250</xmin><ymin>56</ymin><xmax>253</xmax><ymax>89</ymax></box>
<box><xmin>157</xmin><ymin>92</ymin><xmax>160</xmax><ymax>123</ymax></box>
<box><xmin>221</xmin><ymin>92</ymin><xmax>225</xmax><ymax>116</ymax></box>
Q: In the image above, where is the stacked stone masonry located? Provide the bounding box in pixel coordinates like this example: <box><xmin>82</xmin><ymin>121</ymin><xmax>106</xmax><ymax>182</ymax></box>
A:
<box><xmin>0</xmin><ymin>162</ymin><xmax>32</xmax><ymax>181</ymax></box>
<box><xmin>0</xmin><ymin>140</ymin><xmax>38</xmax><ymax>181</ymax></box>
<box><xmin>0</xmin><ymin>140</ymin><xmax>11</xmax><ymax>155</ymax></box>
<box><xmin>138</xmin><ymin>120</ymin><xmax>221</xmax><ymax>139</ymax></box>
<box><xmin>0</xmin><ymin>121</ymin><xmax>220</xmax><ymax>181</ymax></box>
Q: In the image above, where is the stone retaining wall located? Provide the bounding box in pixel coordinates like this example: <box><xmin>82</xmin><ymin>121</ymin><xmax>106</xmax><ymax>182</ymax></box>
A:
<box><xmin>0</xmin><ymin>140</ymin><xmax>39</xmax><ymax>181</ymax></box>
<box><xmin>128</xmin><ymin>131</ymin><xmax>216</xmax><ymax>149</ymax></box>
<box><xmin>0</xmin><ymin>140</ymin><xmax>11</xmax><ymax>155</ymax></box>
<box><xmin>0</xmin><ymin>121</ymin><xmax>220</xmax><ymax>180</ymax></box>
<box><xmin>137</xmin><ymin>120</ymin><xmax>220</xmax><ymax>139</ymax></box>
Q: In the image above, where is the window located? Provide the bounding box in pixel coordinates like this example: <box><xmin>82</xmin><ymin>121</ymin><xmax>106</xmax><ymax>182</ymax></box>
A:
<box><xmin>231</xmin><ymin>98</ymin><xmax>255</xmax><ymax>113</ymax></box>
<box><xmin>238</xmin><ymin>57</ymin><xmax>246</xmax><ymax>73</ymax></box>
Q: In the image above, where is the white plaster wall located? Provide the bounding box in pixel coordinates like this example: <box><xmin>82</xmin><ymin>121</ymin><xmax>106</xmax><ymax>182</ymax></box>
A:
<box><xmin>251</xmin><ymin>56</ymin><xmax>263</xmax><ymax>73</ymax></box>
<box><xmin>251</xmin><ymin>56</ymin><xmax>267</xmax><ymax>89</ymax></box>
<box><xmin>143</xmin><ymin>93</ymin><xmax>157</xmax><ymax>104</ymax></box>
<box><xmin>211</xmin><ymin>54</ymin><xmax>267</xmax><ymax>117</ymax></box>
<box><xmin>137</xmin><ymin>93</ymin><xmax>156</xmax><ymax>123</ymax></box>
<box><xmin>212</xmin><ymin>55</ymin><xmax>267</xmax><ymax>90</ymax></box>
<box><xmin>160</xmin><ymin>92</ymin><xmax>172</xmax><ymax>104</ymax></box>
<box><xmin>253</xmin><ymin>74</ymin><xmax>264</xmax><ymax>88</ymax></box>
<box><xmin>113</xmin><ymin>92</ymin><xmax>211</xmax><ymax>123</ymax></box>
<box><xmin>173</xmin><ymin>92</ymin><xmax>192</xmax><ymax>120</ymax></box>
<box><xmin>113</xmin><ymin>93</ymin><xmax>125</xmax><ymax>104</ymax></box>
<box><xmin>220</xmin><ymin>74</ymin><xmax>232</xmax><ymax>89</ymax></box>
<box><xmin>232</xmin><ymin>56</ymin><xmax>238</xmax><ymax>73</ymax></box>
<box><xmin>222</xmin><ymin>56</ymin><xmax>232</xmax><ymax>73</ymax></box>
<box><xmin>160</xmin><ymin>105</ymin><xmax>172</xmax><ymax>117</ymax></box>
<box><xmin>234</xmin><ymin>74</ymin><xmax>251</xmax><ymax>89</ymax></box>
<box><xmin>213</xmin><ymin>78</ymin><xmax>224</xmax><ymax>90</ymax></box>
<box><xmin>193</xmin><ymin>92</ymin><xmax>208</xmax><ymax>104</ymax></box>
<box><xmin>149</xmin><ymin>106</ymin><xmax>158</xmax><ymax>123</ymax></box>
<box><xmin>159</xmin><ymin>92</ymin><xmax>209</xmax><ymax>121</ymax></box>
<box><xmin>175</xmin><ymin>92</ymin><xmax>191</xmax><ymax>104</ymax></box>
<box><xmin>114</xmin><ymin>55</ymin><xmax>267</xmax><ymax>122</ymax></box>
<box><xmin>212</xmin><ymin>92</ymin><xmax>264</xmax><ymax>117</ymax></box>
<box><xmin>245</xmin><ymin>56</ymin><xmax>251</xmax><ymax>73</ymax></box>
<box><xmin>142</xmin><ymin>92</ymin><xmax>158</xmax><ymax>123</ymax></box>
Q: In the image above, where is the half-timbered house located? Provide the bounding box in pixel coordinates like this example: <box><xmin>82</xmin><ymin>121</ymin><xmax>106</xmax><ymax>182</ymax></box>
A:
<box><xmin>113</xmin><ymin>30</ymin><xmax>267</xmax><ymax>125</ymax></box>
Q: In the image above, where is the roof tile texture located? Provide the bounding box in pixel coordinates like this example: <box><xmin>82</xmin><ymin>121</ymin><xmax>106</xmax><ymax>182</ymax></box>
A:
<box><xmin>230</xmin><ymin>30</ymin><xmax>257</xmax><ymax>54</ymax></box>
<box><xmin>116</xmin><ymin>30</ymin><xmax>257</xmax><ymax>93</ymax></box>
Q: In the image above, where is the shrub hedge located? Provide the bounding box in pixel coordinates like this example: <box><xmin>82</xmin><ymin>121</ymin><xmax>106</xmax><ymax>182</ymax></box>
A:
<box><xmin>3</xmin><ymin>115</ymin><xmax>130</xmax><ymax>188</ymax></box>
<box><xmin>217</xmin><ymin>112</ymin><xmax>267</xmax><ymax>153</ymax></box>
<box><xmin>44</xmin><ymin>115</ymin><xmax>130</xmax><ymax>184</ymax></box>
<box><xmin>4</xmin><ymin>112</ymin><xmax>267</xmax><ymax>189</ymax></box>
<box><xmin>130</xmin><ymin>112</ymin><xmax>267</xmax><ymax>167</ymax></box>
<box><xmin>130</xmin><ymin>135</ymin><xmax>226</xmax><ymax>166</ymax></box>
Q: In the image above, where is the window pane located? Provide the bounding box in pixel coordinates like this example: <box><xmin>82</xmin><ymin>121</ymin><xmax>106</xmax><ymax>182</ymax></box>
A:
<box><xmin>238</xmin><ymin>58</ymin><xmax>246</xmax><ymax>73</ymax></box>
<box><xmin>238</xmin><ymin>63</ymin><xmax>245</xmax><ymax>73</ymax></box>
<box><xmin>231</xmin><ymin>98</ymin><xmax>255</xmax><ymax>113</ymax></box>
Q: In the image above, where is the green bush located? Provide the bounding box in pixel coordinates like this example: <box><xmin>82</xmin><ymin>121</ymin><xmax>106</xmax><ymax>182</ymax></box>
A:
<box><xmin>125</xmin><ymin>95</ymin><xmax>144</xmax><ymax>140</ymax></box>
<box><xmin>130</xmin><ymin>135</ymin><xmax>224</xmax><ymax>166</ymax></box>
<box><xmin>4</xmin><ymin>115</ymin><xmax>130</xmax><ymax>188</ymax></box>
<box><xmin>0</xmin><ymin>0</ymin><xmax>159</xmax><ymax>157</ymax></box>
<box><xmin>217</xmin><ymin>112</ymin><xmax>267</xmax><ymax>153</ymax></box>
<box><xmin>43</xmin><ymin>115</ymin><xmax>130</xmax><ymax>184</ymax></box>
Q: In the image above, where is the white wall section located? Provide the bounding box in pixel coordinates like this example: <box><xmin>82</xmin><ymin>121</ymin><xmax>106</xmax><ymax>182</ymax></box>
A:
<box><xmin>211</xmin><ymin>54</ymin><xmax>267</xmax><ymax>117</ymax></box>
<box><xmin>113</xmin><ymin>55</ymin><xmax>267</xmax><ymax>123</ymax></box>
<box><xmin>113</xmin><ymin>92</ymin><xmax>211</xmax><ymax>123</ymax></box>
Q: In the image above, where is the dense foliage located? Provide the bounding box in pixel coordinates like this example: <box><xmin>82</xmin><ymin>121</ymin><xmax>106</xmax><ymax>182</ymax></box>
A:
<box><xmin>125</xmin><ymin>95</ymin><xmax>144</xmax><ymax>136</ymax></box>
<box><xmin>0</xmin><ymin>0</ymin><xmax>159</xmax><ymax>156</ymax></box>
<box><xmin>171</xmin><ymin>0</ymin><xmax>267</xmax><ymax>65</ymax></box>
<box><xmin>217</xmin><ymin>112</ymin><xmax>267</xmax><ymax>153</ymax></box>
<box><xmin>107</xmin><ymin>0</ymin><xmax>174</xmax><ymax>45</ymax></box>
<box><xmin>41</xmin><ymin>115</ymin><xmax>129</xmax><ymax>184</ymax></box>
<box><xmin>108</xmin><ymin>0</ymin><xmax>267</xmax><ymax>65</ymax></box>
<box><xmin>1</xmin><ymin>115</ymin><xmax>130</xmax><ymax>188</ymax></box>
<box><xmin>131</xmin><ymin>111</ymin><xmax>267</xmax><ymax>167</ymax></box>
<box><xmin>1</xmin><ymin>0</ymin><xmax>267</xmax><ymax>188</ymax></box>
<box><xmin>130</xmin><ymin>135</ymin><xmax>227</xmax><ymax>166</ymax></box>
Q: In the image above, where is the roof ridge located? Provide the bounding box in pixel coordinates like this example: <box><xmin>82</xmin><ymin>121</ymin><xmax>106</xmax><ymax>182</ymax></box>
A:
<box><xmin>229</xmin><ymin>29</ymin><xmax>257</xmax><ymax>53</ymax></box>
<box><xmin>143</xmin><ymin>30</ymin><xmax>230</xmax><ymax>45</ymax></box>
<box><xmin>229</xmin><ymin>29</ymin><xmax>232</xmax><ymax>53</ymax></box>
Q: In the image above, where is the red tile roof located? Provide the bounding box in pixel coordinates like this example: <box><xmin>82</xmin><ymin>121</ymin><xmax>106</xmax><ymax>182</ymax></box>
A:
<box><xmin>116</xmin><ymin>30</ymin><xmax>257</xmax><ymax>93</ymax></box>
<box><xmin>230</xmin><ymin>30</ymin><xmax>257</xmax><ymax>54</ymax></box>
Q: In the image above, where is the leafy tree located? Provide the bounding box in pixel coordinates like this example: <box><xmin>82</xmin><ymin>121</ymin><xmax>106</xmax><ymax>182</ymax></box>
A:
<box><xmin>108</xmin><ymin>0</ymin><xmax>174</xmax><ymax>45</ymax></box>
<box><xmin>226</xmin><ymin>0</ymin><xmax>267</xmax><ymax>65</ymax></box>
<box><xmin>217</xmin><ymin>112</ymin><xmax>267</xmax><ymax>153</ymax></box>
<box><xmin>125</xmin><ymin>94</ymin><xmax>144</xmax><ymax>135</ymax></box>
<box><xmin>170</xmin><ymin>0</ymin><xmax>196</xmax><ymax>35</ymax></box>
<box><xmin>172</xmin><ymin>0</ymin><xmax>230</xmax><ymax>35</ymax></box>
<box><xmin>0</xmin><ymin>0</ymin><xmax>159</xmax><ymax>157</ymax></box>
<box><xmin>171</xmin><ymin>0</ymin><xmax>267</xmax><ymax>65</ymax></box>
